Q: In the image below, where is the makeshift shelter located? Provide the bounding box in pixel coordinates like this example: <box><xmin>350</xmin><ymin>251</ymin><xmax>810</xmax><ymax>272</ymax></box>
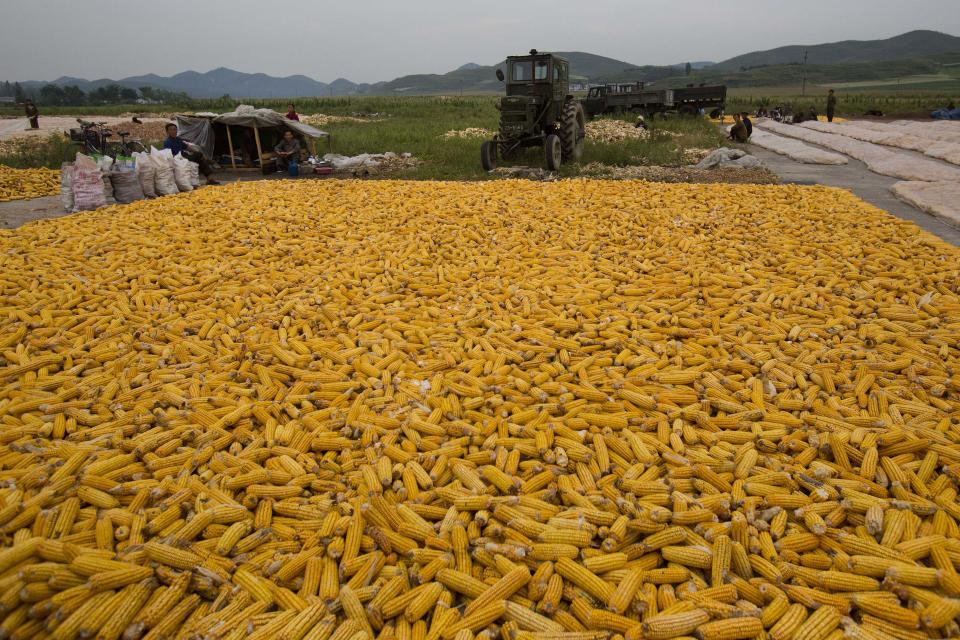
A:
<box><xmin>176</xmin><ymin>105</ymin><xmax>328</xmax><ymax>171</ymax></box>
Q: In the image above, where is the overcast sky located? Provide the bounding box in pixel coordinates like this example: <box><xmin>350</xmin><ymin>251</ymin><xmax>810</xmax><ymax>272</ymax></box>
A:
<box><xmin>2</xmin><ymin>0</ymin><xmax>958</xmax><ymax>83</ymax></box>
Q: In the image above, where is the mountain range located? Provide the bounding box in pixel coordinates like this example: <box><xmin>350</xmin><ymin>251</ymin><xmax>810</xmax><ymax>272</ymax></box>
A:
<box><xmin>13</xmin><ymin>29</ymin><xmax>960</xmax><ymax>98</ymax></box>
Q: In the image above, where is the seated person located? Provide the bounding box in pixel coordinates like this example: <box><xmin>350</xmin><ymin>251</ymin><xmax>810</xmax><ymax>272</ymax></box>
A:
<box><xmin>163</xmin><ymin>124</ymin><xmax>218</xmax><ymax>185</ymax></box>
<box><xmin>740</xmin><ymin>112</ymin><xmax>753</xmax><ymax>138</ymax></box>
<box><xmin>274</xmin><ymin>130</ymin><xmax>301</xmax><ymax>172</ymax></box>
<box><xmin>286</xmin><ymin>104</ymin><xmax>300</xmax><ymax>121</ymax></box>
<box><xmin>728</xmin><ymin>113</ymin><xmax>749</xmax><ymax>143</ymax></box>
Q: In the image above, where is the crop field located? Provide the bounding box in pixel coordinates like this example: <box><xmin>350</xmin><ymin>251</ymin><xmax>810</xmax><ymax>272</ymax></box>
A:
<box><xmin>0</xmin><ymin>178</ymin><xmax>959</xmax><ymax>639</ymax></box>
<box><xmin>726</xmin><ymin>89</ymin><xmax>957</xmax><ymax>116</ymax></box>
<box><xmin>0</xmin><ymin>96</ymin><xmax>729</xmax><ymax>179</ymax></box>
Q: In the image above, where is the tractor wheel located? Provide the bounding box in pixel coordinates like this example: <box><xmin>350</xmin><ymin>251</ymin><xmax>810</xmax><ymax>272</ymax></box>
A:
<box><xmin>559</xmin><ymin>101</ymin><xmax>586</xmax><ymax>162</ymax></box>
<box><xmin>480</xmin><ymin>141</ymin><xmax>497</xmax><ymax>171</ymax></box>
<box><xmin>545</xmin><ymin>134</ymin><xmax>562</xmax><ymax>171</ymax></box>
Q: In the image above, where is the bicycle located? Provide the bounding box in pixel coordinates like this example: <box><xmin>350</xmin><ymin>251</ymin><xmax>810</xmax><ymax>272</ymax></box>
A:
<box><xmin>70</xmin><ymin>119</ymin><xmax>147</xmax><ymax>158</ymax></box>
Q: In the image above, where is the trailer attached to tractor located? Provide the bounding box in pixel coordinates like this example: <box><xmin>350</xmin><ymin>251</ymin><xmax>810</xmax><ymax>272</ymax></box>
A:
<box><xmin>580</xmin><ymin>82</ymin><xmax>727</xmax><ymax>119</ymax></box>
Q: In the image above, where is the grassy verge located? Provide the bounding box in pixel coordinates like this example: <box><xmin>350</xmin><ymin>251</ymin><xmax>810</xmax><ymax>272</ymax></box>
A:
<box><xmin>726</xmin><ymin>91</ymin><xmax>956</xmax><ymax>116</ymax></box>
<box><xmin>2</xmin><ymin>97</ymin><xmax>726</xmax><ymax>179</ymax></box>
<box><xmin>0</xmin><ymin>134</ymin><xmax>76</xmax><ymax>169</ymax></box>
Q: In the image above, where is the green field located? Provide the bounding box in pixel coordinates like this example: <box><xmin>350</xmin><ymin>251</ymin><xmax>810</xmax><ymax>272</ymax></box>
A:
<box><xmin>725</xmin><ymin>89</ymin><xmax>956</xmax><ymax>116</ymax></box>
<box><xmin>0</xmin><ymin>96</ymin><xmax>725</xmax><ymax>180</ymax></box>
<box><xmin>2</xmin><ymin>86</ymin><xmax>954</xmax><ymax>182</ymax></box>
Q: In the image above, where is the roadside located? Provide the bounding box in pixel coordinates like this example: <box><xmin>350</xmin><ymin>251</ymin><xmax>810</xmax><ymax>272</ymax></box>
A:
<box><xmin>0</xmin><ymin>196</ymin><xmax>66</xmax><ymax>228</ymax></box>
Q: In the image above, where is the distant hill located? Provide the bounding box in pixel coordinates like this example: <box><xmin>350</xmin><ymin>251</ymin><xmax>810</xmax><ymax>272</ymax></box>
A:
<box><xmin>371</xmin><ymin>51</ymin><xmax>645</xmax><ymax>93</ymax></box>
<box><xmin>713</xmin><ymin>30</ymin><xmax>960</xmax><ymax>71</ymax></box>
<box><xmin>122</xmin><ymin>68</ymin><xmax>336</xmax><ymax>98</ymax></box>
<box><xmin>10</xmin><ymin>30</ymin><xmax>960</xmax><ymax>99</ymax></box>
<box><xmin>628</xmin><ymin>51</ymin><xmax>960</xmax><ymax>90</ymax></box>
<box><xmin>19</xmin><ymin>67</ymin><xmax>361</xmax><ymax>98</ymax></box>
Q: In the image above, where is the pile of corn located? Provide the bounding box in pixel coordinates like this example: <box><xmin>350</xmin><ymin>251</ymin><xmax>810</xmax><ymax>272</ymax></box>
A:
<box><xmin>681</xmin><ymin>148</ymin><xmax>715</xmax><ymax>164</ymax></box>
<box><xmin>1</xmin><ymin>179</ymin><xmax>959</xmax><ymax>640</ymax></box>
<box><xmin>443</xmin><ymin>128</ymin><xmax>494</xmax><ymax>139</ymax></box>
<box><xmin>0</xmin><ymin>165</ymin><xmax>59</xmax><ymax>202</ymax></box>
<box><xmin>578</xmin><ymin>162</ymin><xmax>778</xmax><ymax>184</ymax></box>
<box><xmin>585</xmin><ymin>120</ymin><xmax>652</xmax><ymax>143</ymax></box>
<box><xmin>0</xmin><ymin>137</ymin><xmax>43</xmax><ymax>157</ymax></box>
<box><xmin>300</xmin><ymin>114</ymin><xmax>383</xmax><ymax>127</ymax></box>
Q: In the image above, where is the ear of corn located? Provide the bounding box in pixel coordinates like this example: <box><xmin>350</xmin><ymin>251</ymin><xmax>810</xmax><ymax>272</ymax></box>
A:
<box><xmin>0</xmin><ymin>179</ymin><xmax>957</xmax><ymax>637</ymax></box>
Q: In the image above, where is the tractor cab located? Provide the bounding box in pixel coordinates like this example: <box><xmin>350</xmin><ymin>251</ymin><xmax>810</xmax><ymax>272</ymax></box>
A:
<box><xmin>504</xmin><ymin>53</ymin><xmax>570</xmax><ymax>104</ymax></box>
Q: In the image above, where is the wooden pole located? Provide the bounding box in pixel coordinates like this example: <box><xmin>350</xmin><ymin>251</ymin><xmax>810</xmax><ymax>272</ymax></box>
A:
<box><xmin>253</xmin><ymin>127</ymin><xmax>263</xmax><ymax>169</ymax></box>
<box><xmin>225</xmin><ymin>126</ymin><xmax>236</xmax><ymax>170</ymax></box>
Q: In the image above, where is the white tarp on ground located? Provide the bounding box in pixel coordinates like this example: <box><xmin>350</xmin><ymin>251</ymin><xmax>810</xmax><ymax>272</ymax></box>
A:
<box><xmin>749</xmin><ymin>128</ymin><xmax>848</xmax><ymax>164</ymax></box>
<box><xmin>890</xmin><ymin>181</ymin><xmax>960</xmax><ymax>227</ymax></box>
<box><xmin>755</xmin><ymin>119</ymin><xmax>960</xmax><ymax>182</ymax></box>
<box><xmin>0</xmin><ymin>118</ymin><xmax>30</xmax><ymax>137</ymax></box>
<box><xmin>887</xmin><ymin>120</ymin><xmax>960</xmax><ymax>144</ymax></box>
<box><xmin>694</xmin><ymin>147</ymin><xmax>765</xmax><ymax>169</ymax></box>
<box><xmin>799</xmin><ymin>120</ymin><xmax>960</xmax><ymax>166</ymax></box>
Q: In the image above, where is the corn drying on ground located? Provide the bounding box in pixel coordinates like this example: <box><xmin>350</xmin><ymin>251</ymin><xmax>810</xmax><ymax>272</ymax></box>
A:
<box><xmin>0</xmin><ymin>179</ymin><xmax>959</xmax><ymax>640</ymax></box>
<box><xmin>0</xmin><ymin>165</ymin><xmax>59</xmax><ymax>202</ymax></box>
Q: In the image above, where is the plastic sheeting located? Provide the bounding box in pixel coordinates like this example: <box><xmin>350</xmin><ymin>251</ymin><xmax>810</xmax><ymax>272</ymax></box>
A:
<box><xmin>0</xmin><ymin>118</ymin><xmax>29</xmax><ymax>137</ymax></box>
<box><xmin>754</xmin><ymin>119</ymin><xmax>960</xmax><ymax>182</ymax></box>
<box><xmin>214</xmin><ymin>105</ymin><xmax>328</xmax><ymax>139</ymax></box>
<box><xmin>176</xmin><ymin>107</ymin><xmax>328</xmax><ymax>162</ymax></box>
<box><xmin>890</xmin><ymin>181</ymin><xmax>960</xmax><ymax>227</ymax></box>
<box><xmin>799</xmin><ymin>121</ymin><xmax>960</xmax><ymax>166</ymax></box>
<box><xmin>862</xmin><ymin>120</ymin><xmax>960</xmax><ymax>144</ymax></box>
<box><xmin>175</xmin><ymin>116</ymin><xmax>215</xmax><ymax>160</ymax></box>
<box><xmin>932</xmin><ymin>108</ymin><xmax>960</xmax><ymax>120</ymax></box>
<box><xmin>749</xmin><ymin>129</ymin><xmax>847</xmax><ymax>165</ymax></box>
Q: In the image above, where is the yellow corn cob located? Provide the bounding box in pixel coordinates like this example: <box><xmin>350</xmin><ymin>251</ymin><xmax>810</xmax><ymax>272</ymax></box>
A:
<box><xmin>695</xmin><ymin>616</ymin><xmax>763</xmax><ymax>640</ymax></box>
<box><xmin>792</xmin><ymin>604</ymin><xmax>841</xmax><ymax>640</ymax></box>
<box><xmin>556</xmin><ymin>557</ymin><xmax>614</xmax><ymax>603</ymax></box>
<box><xmin>464</xmin><ymin>565</ymin><xmax>529</xmax><ymax>616</ymax></box>
<box><xmin>643</xmin><ymin>609</ymin><xmax>710</xmax><ymax>639</ymax></box>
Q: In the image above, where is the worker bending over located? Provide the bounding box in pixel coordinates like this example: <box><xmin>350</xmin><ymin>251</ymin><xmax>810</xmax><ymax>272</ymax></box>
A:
<box><xmin>728</xmin><ymin>113</ymin><xmax>749</xmax><ymax>143</ymax></box>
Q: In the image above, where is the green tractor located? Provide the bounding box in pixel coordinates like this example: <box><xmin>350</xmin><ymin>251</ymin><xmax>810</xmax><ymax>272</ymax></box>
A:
<box><xmin>481</xmin><ymin>50</ymin><xmax>586</xmax><ymax>172</ymax></box>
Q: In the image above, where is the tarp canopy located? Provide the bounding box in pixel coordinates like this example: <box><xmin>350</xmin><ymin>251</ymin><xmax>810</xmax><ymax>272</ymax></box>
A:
<box><xmin>214</xmin><ymin>106</ymin><xmax>328</xmax><ymax>139</ymax></box>
<box><xmin>175</xmin><ymin>106</ymin><xmax>328</xmax><ymax>167</ymax></box>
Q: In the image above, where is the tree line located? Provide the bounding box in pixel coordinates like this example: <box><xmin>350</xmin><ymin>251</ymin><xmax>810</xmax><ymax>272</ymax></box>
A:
<box><xmin>0</xmin><ymin>81</ymin><xmax>192</xmax><ymax>106</ymax></box>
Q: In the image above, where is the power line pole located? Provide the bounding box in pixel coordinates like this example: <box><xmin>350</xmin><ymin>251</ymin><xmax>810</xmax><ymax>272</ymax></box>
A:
<box><xmin>801</xmin><ymin>50</ymin><xmax>809</xmax><ymax>97</ymax></box>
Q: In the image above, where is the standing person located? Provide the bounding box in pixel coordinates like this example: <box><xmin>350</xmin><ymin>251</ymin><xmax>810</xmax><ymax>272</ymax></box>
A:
<box><xmin>273</xmin><ymin>130</ymin><xmax>301</xmax><ymax>172</ymax></box>
<box><xmin>826</xmin><ymin>90</ymin><xmax>837</xmax><ymax>123</ymax></box>
<box><xmin>285</xmin><ymin>104</ymin><xmax>300</xmax><ymax>121</ymax></box>
<box><xmin>163</xmin><ymin>123</ymin><xmax>219</xmax><ymax>185</ymax></box>
<box><xmin>740</xmin><ymin>112</ymin><xmax>753</xmax><ymax>138</ymax></box>
<box><xmin>24</xmin><ymin>99</ymin><xmax>39</xmax><ymax>129</ymax></box>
